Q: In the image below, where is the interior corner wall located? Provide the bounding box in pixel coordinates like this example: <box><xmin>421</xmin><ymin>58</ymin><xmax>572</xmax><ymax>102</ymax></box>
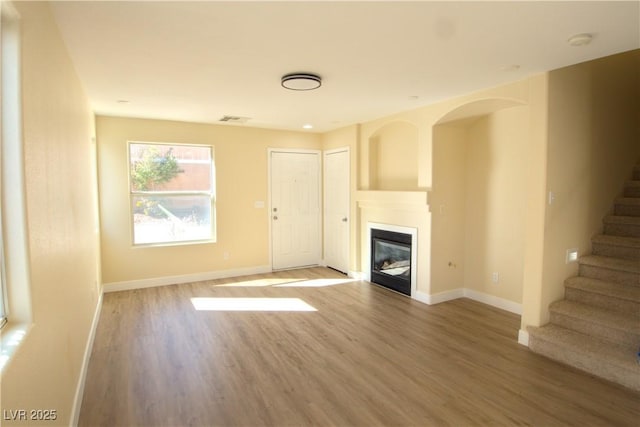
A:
<box><xmin>97</xmin><ymin>116</ymin><xmax>321</xmax><ymax>285</ymax></box>
<box><xmin>540</xmin><ymin>49</ymin><xmax>640</xmax><ymax>323</ymax></box>
<box><xmin>463</xmin><ymin>108</ymin><xmax>526</xmax><ymax>304</ymax></box>
<box><xmin>430</xmin><ymin>125</ymin><xmax>467</xmax><ymax>294</ymax></box>
<box><xmin>0</xmin><ymin>2</ymin><xmax>101</xmax><ymax>425</ymax></box>
<box><xmin>431</xmin><ymin>107</ymin><xmax>528</xmax><ymax>303</ymax></box>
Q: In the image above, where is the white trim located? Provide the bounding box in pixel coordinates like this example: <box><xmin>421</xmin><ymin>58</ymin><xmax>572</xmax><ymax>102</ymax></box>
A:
<box><xmin>413</xmin><ymin>290</ymin><xmax>432</xmax><ymax>305</ymax></box>
<box><xmin>412</xmin><ymin>287</ymin><xmax>522</xmax><ymax>315</ymax></box>
<box><xmin>423</xmin><ymin>288</ymin><xmax>465</xmax><ymax>305</ymax></box>
<box><xmin>349</xmin><ymin>270</ymin><xmax>365</xmax><ymax>281</ymax></box>
<box><xmin>70</xmin><ymin>291</ymin><xmax>103</xmax><ymax>427</ymax></box>
<box><xmin>518</xmin><ymin>329</ymin><xmax>530</xmax><ymax>346</ymax></box>
<box><xmin>463</xmin><ymin>288</ymin><xmax>522</xmax><ymax>315</ymax></box>
<box><xmin>103</xmin><ymin>265</ymin><xmax>272</xmax><ymax>293</ymax></box>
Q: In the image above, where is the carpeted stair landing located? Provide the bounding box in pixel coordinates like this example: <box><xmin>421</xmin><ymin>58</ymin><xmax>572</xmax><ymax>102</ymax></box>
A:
<box><xmin>529</xmin><ymin>164</ymin><xmax>640</xmax><ymax>391</ymax></box>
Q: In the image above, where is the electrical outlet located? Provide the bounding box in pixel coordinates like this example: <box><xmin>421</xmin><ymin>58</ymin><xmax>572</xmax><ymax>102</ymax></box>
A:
<box><xmin>492</xmin><ymin>272</ymin><xmax>499</xmax><ymax>283</ymax></box>
<box><xmin>223</xmin><ymin>251</ymin><xmax>230</xmax><ymax>260</ymax></box>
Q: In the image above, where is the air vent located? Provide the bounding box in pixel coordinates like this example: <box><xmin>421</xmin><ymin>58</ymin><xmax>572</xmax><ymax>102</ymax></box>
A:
<box><xmin>219</xmin><ymin>115</ymin><xmax>251</xmax><ymax>124</ymax></box>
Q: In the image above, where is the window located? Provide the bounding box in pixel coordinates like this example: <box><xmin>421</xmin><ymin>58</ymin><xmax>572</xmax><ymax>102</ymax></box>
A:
<box><xmin>129</xmin><ymin>142</ymin><xmax>216</xmax><ymax>245</ymax></box>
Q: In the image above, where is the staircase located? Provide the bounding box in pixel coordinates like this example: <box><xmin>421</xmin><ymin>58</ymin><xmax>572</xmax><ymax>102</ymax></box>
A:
<box><xmin>529</xmin><ymin>165</ymin><xmax>640</xmax><ymax>391</ymax></box>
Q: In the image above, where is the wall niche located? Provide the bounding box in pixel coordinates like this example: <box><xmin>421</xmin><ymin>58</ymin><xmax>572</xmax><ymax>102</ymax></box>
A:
<box><xmin>368</xmin><ymin>121</ymin><xmax>419</xmax><ymax>190</ymax></box>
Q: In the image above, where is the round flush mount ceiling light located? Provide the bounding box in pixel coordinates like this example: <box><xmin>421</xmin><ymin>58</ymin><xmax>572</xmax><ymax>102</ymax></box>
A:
<box><xmin>567</xmin><ymin>33</ymin><xmax>593</xmax><ymax>47</ymax></box>
<box><xmin>281</xmin><ymin>73</ymin><xmax>322</xmax><ymax>91</ymax></box>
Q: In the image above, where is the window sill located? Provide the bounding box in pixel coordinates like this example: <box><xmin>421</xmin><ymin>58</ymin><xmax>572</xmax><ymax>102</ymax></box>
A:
<box><xmin>0</xmin><ymin>321</ymin><xmax>32</xmax><ymax>374</ymax></box>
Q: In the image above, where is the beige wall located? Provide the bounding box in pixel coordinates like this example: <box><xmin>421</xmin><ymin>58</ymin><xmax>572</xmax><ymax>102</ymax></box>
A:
<box><xmin>1</xmin><ymin>2</ymin><xmax>100</xmax><ymax>425</ymax></box>
<box><xmin>430</xmin><ymin>125</ymin><xmax>467</xmax><ymax>294</ymax></box>
<box><xmin>538</xmin><ymin>49</ymin><xmax>640</xmax><ymax>324</ymax></box>
<box><xmin>369</xmin><ymin>122</ymin><xmax>419</xmax><ymax>190</ymax></box>
<box><xmin>430</xmin><ymin>106</ymin><xmax>528</xmax><ymax>304</ymax></box>
<box><xmin>463</xmin><ymin>107</ymin><xmax>527</xmax><ymax>302</ymax></box>
<box><xmin>97</xmin><ymin>116</ymin><xmax>321</xmax><ymax>285</ymax></box>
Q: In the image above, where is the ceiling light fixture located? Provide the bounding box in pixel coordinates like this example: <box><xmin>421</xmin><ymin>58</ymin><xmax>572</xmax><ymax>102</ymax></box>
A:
<box><xmin>567</xmin><ymin>33</ymin><xmax>593</xmax><ymax>47</ymax></box>
<box><xmin>281</xmin><ymin>73</ymin><xmax>322</xmax><ymax>91</ymax></box>
<box><xmin>302</xmin><ymin>124</ymin><xmax>313</xmax><ymax>129</ymax></box>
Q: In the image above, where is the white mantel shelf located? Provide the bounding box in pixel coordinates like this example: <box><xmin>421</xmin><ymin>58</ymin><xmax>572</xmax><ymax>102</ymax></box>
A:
<box><xmin>355</xmin><ymin>190</ymin><xmax>430</xmax><ymax>207</ymax></box>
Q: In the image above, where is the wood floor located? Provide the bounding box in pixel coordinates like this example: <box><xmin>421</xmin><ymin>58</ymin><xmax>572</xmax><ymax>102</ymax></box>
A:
<box><xmin>79</xmin><ymin>268</ymin><xmax>640</xmax><ymax>426</ymax></box>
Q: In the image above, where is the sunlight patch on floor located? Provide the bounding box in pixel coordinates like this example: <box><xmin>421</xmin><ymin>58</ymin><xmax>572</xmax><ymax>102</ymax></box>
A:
<box><xmin>274</xmin><ymin>277</ymin><xmax>356</xmax><ymax>288</ymax></box>
<box><xmin>191</xmin><ymin>297</ymin><xmax>318</xmax><ymax>312</ymax></box>
<box><xmin>214</xmin><ymin>278</ymin><xmax>304</xmax><ymax>287</ymax></box>
<box><xmin>213</xmin><ymin>277</ymin><xmax>355</xmax><ymax>288</ymax></box>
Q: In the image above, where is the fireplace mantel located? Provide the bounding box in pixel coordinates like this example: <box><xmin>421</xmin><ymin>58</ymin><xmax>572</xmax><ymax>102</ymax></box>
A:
<box><xmin>355</xmin><ymin>190</ymin><xmax>429</xmax><ymax>208</ymax></box>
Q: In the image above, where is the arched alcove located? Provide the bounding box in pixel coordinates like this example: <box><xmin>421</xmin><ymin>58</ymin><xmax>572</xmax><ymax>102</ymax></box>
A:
<box><xmin>430</xmin><ymin>98</ymin><xmax>528</xmax><ymax>309</ymax></box>
<box><xmin>368</xmin><ymin>121</ymin><xmax>419</xmax><ymax>190</ymax></box>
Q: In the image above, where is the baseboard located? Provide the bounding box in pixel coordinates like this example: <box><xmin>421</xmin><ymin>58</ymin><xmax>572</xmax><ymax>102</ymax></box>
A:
<box><xmin>518</xmin><ymin>329</ymin><xmax>530</xmax><ymax>347</ymax></box>
<box><xmin>414</xmin><ymin>288</ymin><xmax>464</xmax><ymax>305</ymax></box>
<box><xmin>349</xmin><ymin>270</ymin><xmax>366</xmax><ymax>281</ymax></box>
<box><xmin>103</xmin><ymin>265</ymin><xmax>272</xmax><ymax>293</ymax></box>
<box><xmin>412</xmin><ymin>287</ymin><xmax>522</xmax><ymax>315</ymax></box>
<box><xmin>463</xmin><ymin>289</ymin><xmax>522</xmax><ymax>315</ymax></box>
<box><xmin>70</xmin><ymin>290</ymin><xmax>103</xmax><ymax>427</ymax></box>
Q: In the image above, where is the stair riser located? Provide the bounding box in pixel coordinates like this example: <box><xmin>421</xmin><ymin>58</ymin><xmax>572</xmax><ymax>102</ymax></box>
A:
<box><xmin>625</xmin><ymin>186</ymin><xmax>640</xmax><ymax>197</ymax></box>
<box><xmin>603</xmin><ymin>223</ymin><xmax>640</xmax><ymax>237</ymax></box>
<box><xmin>549</xmin><ymin>312</ymin><xmax>639</xmax><ymax>351</ymax></box>
<box><xmin>528</xmin><ymin>335</ymin><xmax>640</xmax><ymax>392</ymax></box>
<box><xmin>579</xmin><ymin>264</ymin><xmax>640</xmax><ymax>286</ymax></box>
<box><xmin>615</xmin><ymin>204</ymin><xmax>640</xmax><ymax>217</ymax></box>
<box><xmin>591</xmin><ymin>242</ymin><xmax>640</xmax><ymax>260</ymax></box>
<box><xmin>565</xmin><ymin>287</ymin><xmax>640</xmax><ymax>315</ymax></box>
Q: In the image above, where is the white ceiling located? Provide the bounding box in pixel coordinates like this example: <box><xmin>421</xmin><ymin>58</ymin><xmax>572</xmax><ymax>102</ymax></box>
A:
<box><xmin>49</xmin><ymin>1</ymin><xmax>640</xmax><ymax>133</ymax></box>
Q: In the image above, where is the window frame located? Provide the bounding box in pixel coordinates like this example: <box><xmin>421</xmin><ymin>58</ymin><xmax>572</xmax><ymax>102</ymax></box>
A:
<box><xmin>1</xmin><ymin>0</ymin><xmax>32</xmax><ymax>373</ymax></box>
<box><xmin>128</xmin><ymin>141</ymin><xmax>216</xmax><ymax>247</ymax></box>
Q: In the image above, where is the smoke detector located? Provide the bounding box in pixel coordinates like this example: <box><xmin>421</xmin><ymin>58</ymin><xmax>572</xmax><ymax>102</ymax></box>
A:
<box><xmin>567</xmin><ymin>33</ymin><xmax>593</xmax><ymax>47</ymax></box>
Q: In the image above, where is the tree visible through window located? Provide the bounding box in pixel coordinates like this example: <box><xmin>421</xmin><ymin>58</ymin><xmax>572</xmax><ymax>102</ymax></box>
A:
<box><xmin>129</xmin><ymin>142</ymin><xmax>215</xmax><ymax>245</ymax></box>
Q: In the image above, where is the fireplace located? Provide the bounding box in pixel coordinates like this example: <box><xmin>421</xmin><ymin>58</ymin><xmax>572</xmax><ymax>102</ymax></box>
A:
<box><xmin>370</xmin><ymin>228</ymin><xmax>412</xmax><ymax>296</ymax></box>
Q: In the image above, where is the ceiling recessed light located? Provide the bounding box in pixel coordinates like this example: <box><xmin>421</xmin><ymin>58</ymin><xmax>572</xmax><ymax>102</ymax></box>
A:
<box><xmin>567</xmin><ymin>33</ymin><xmax>593</xmax><ymax>47</ymax></box>
<box><xmin>302</xmin><ymin>124</ymin><xmax>313</xmax><ymax>129</ymax></box>
<box><xmin>116</xmin><ymin>99</ymin><xmax>129</xmax><ymax>104</ymax></box>
<box><xmin>281</xmin><ymin>73</ymin><xmax>322</xmax><ymax>91</ymax></box>
<box><xmin>501</xmin><ymin>64</ymin><xmax>521</xmax><ymax>72</ymax></box>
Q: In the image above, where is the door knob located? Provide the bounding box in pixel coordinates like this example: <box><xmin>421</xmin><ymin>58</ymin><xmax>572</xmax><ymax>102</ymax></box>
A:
<box><xmin>342</xmin><ymin>217</ymin><xmax>348</xmax><ymax>222</ymax></box>
<box><xmin>273</xmin><ymin>215</ymin><xmax>278</xmax><ymax>220</ymax></box>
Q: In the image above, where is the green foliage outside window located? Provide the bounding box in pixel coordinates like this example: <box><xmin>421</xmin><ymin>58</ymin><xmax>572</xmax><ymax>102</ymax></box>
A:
<box><xmin>131</xmin><ymin>146</ymin><xmax>181</xmax><ymax>191</ymax></box>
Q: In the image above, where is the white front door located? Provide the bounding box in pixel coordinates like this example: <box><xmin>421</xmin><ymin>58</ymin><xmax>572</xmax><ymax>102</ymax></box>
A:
<box><xmin>323</xmin><ymin>148</ymin><xmax>350</xmax><ymax>274</ymax></box>
<box><xmin>270</xmin><ymin>150</ymin><xmax>321</xmax><ymax>270</ymax></box>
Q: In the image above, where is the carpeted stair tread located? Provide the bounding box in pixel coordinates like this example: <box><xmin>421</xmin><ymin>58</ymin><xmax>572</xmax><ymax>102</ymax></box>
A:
<box><xmin>528</xmin><ymin>324</ymin><xmax>640</xmax><ymax>391</ymax></box>
<box><xmin>615</xmin><ymin>197</ymin><xmax>640</xmax><ymax>216</ymax></box>
<box><xmin>591</xmin><ymin>234</ymin><xmax>640</xmax><ymax>260</ymax></box>
<box><xmin>616</xmin><ymin>197</ymin><xmax>640</xmax><ymax>205</ymax></box>
<box><xmin>564</xmin><ymin>276</ymin><xmax>640</xmax><ymax>303</ymax></box>
<box><xmin>625</xmin><ymin>181</ymin><xmax>640</xmax><ymax>197</ymax></box>
<box><xmin>579</xmin><ymin>255</ymin><xmax>640</xmax><ymax>274</ymax></box>
<box><xmin>604</xmin><ymin>215</ymin><xmax>640</xmax><ymax>225</ymax></box>
<box><xmin>549</xmin><ymin>300</ymin><xmax>639</xmax><ymax>348</ymax></box>
<box><xmin>591</xmin><ymin>234</ymin><xmax>640</xmax><ymax>248</ymax></box>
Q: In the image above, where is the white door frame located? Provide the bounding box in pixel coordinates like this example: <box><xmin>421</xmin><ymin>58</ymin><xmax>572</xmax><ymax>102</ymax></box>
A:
<box><xmin>268</xmin><ymin>148</ymin><xmax>322</xmax><ymax>270</ymax></box>
<box><xmin>323</xmin><ymin>147</ymin><xmax>350</xmax><ymax>273</ymax></box>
